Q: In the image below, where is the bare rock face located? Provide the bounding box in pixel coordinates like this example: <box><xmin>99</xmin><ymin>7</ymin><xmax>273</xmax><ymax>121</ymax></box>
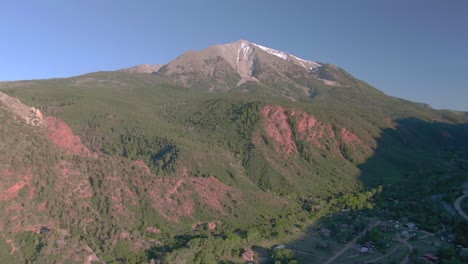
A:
<box><xmin>261</xmin><ymin>105</ymin><xmax>373</xmax><ymax>163</ymax></box>
<box><xmin>0</xmin><ymin>92</ymin><xmax>96</xmax><ymax>157</ymax></box>
<box><xmin>156</xmin><ymin>40</ymin><xmax>344</xmax><ymax>95</ymax></box>
<box><xmin>0</xmin><ymin>92</ymin><xmax>44</xmax><ymax>126</ymax></box>
<box><xmin>118</xmin><ymin>64</ymin><xmax>163</xmax><ymax>73</ymax></box>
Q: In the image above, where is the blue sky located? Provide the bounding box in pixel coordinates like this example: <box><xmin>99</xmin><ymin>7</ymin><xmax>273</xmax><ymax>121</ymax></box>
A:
<box><xmin>1</xmin><ymin>0</ymin><xmax>467</xmax><ymax>111</ymax></box>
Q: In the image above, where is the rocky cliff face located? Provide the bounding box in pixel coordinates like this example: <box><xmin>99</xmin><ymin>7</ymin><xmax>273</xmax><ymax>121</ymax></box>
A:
<box><xmin>0</xmin><ymin>92</ymin><xmax>44</xmax><ymax>126</ymax></box>
<box><xmin>261</xmin><ymin>105</ymin><xmax>373</xmax><ymax>162</ymax></box>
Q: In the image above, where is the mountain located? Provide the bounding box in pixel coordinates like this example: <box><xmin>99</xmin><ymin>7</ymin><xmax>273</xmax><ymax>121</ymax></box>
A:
<box><xmin>119</xmin><ymin>64</ymin><xmax>163</xmax><ymax>74</ymax></box>
<box><xmin>156</xmin><ymin>40</ymin><xmax>342</xmax><ymax>95</ymax></box>
<box><xmin>155</xmin><ymin>40</ymin><xmax>444</xmax><ymax>118</ymax></box>
<box><xmin>0</xmin><ymin>40</ymin><xmax>467</xmax><ymax>263</ymax></box>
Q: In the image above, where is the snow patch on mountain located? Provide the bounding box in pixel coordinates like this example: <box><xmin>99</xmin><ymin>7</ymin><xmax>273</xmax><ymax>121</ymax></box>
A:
<box><xmin>237</xmin><ymin>41</ymin><xmax>252</xmax><ymax>63</ymax></box>
<box><xmin>255</xmin><ymin>44</ymin><xmax>288</xmax><ymax>60</ymax></box>
<box><xmin>252</xmin><ymin>42</ymin><xmax>321</xmax><ymax>70</ymax></box>
<box><xmin>235</xmin><ymin>41</ymin><xmax>258</xmax><ymax>78</ymax></box>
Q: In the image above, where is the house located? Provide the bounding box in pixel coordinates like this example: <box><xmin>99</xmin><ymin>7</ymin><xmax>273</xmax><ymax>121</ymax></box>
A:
<box><xmin>419</xmin><ymin>253</ymin><xmax>439</xmax><ymax>263</ymax></box>
<box><xmin>40</xmin><ymin>226</ymin><xmax>50</xmax><ymax>234</ymax></box>
<box><xmin>242</xmin><ymin>249</ymin><xmax>255</xmax><ymax>263</ymax></box>
<box><xmin>273</xmin><ymin>245</ymin><xmax>286</xmax><ymax>250</ymax></box>
<box><xmin>321</xmin><ymin>228</ymin><xmax>332</xmax><ymax>237</ymax></box>
<box><xmin>405</xmin><ymin>222</ymin><xmax>416</xmax><ymax>229</ymax></box>
<box><xmin>359</xmin><ymin>247</ymin><xmax>369</xmax><ymax>254</ymax></box>
<box><xmin>318</xmin><ymin>241</ymin><xmax>329</xmax><ymax>249</ymax></box>
<box><xmin>401</xmin><ymin>230</ymin><xmax>410</xmax><ymax>238</ymax></box>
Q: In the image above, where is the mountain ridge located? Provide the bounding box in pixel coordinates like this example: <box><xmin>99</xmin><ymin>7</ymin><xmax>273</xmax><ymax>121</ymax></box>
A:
<box><xmin>118</xmin><ymin>64</ymin><xmax>164</xmax><ymax>74</ymax></box>
<box><xmin>154</xmin><ymin>40</ymin><xmax>345</xmax><ymax>95</ymax></box>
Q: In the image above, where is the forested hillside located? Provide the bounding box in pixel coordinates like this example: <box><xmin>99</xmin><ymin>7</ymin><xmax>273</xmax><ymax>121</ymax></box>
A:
<box><xmin>1</xmin><ymin>42</ymin><xmax>467</xmax><ymax>263</ymax></box>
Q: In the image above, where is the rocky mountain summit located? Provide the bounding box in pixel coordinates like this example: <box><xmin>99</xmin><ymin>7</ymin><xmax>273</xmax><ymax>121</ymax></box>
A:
<box><xmin>155</xmin><ymin>40</ymin><xmax>345</xmax><ymax>95</ymax></box>
<box><xmin>119</xmin><ymin>64</ymin><xmax>163</xmax><ymax>73</ymax></box>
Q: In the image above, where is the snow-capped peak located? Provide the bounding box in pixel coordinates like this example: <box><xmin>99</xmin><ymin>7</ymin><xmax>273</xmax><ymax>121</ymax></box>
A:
<box><xmin>236</xmin><ymin>40</ymin><xmax>321</xmax><ymax>71</ymax></box>
<box><xmin>238</xmin><ymin>41</ymin><xmax>253</xmax><ymax>63</ymax></box>
<box><xmin>254</xmin><ymin>43</ymin><xmax>289</xmax><ymax>60</ymax></box>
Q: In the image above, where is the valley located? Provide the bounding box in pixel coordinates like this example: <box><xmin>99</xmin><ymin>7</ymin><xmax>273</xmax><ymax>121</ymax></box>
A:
<box><xmin>0</xmin><ymin>40</ymin><xmax>467</xmax><ymax>263</ymax></box>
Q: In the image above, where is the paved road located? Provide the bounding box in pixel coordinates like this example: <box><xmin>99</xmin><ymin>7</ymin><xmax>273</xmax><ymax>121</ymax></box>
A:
<box><xmin>323</xmin><ymin>221</ymin><xmax>380</xmax><ymax>264</ymax></box>
<box><xmin>454</xmin><ymin>192</ymin><xmax>468</xmax><ymax>221</ymax></box>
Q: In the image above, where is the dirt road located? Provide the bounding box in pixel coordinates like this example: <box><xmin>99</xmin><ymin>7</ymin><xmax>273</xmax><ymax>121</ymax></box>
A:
<box><xmin>395</xmin><ymin>235</ymin><xmax>413</xmax><ymax>264</ymax></box>
<box><xmin>364</xmin><ymin>245</ymin><xmax>405</xmax><ymax>264</ymax></box>
<box><xmin>454</xmin><ymin>193</ymin><xmax>468</xmax><ymax>221</ymax></box>
<box><xmin>323</xmin><ymin>221</ymin><xmax>380</xmax><ymax>264</ymax></box>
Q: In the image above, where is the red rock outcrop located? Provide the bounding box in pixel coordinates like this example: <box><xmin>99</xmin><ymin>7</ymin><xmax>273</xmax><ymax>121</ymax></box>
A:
<box><xmin>262</xmin><ymin>105</ymin><xmax>298</xmax><ymax>156</ymax></box>
<box><xmin>261</xmin><ymin>105</ymin><xmax>371</xmax><ymax>160</ymax></box>
<box><xmin>146</xmin><ymin>168</ymin><xmax>240</xmax><ymax>222</ymax></box>
<box><xmin>45</xmin><ymin>116</ymin><xmax>93</xmax><ymax>156</ymax></box>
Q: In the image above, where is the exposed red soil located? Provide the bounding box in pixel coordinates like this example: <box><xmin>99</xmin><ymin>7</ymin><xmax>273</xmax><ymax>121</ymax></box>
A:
<box><xmin>147</xmin><ymin>177</ymin><xmax>195</xmax><ymax>222</ymax></box>
<box><xmin>262</xmin><ymin>106</ymin><xmax>343</xmax><ymax>157</ymax></box>
<box><xmin>1</xmin><ymin>200</ymin><xmax>57</xmax><ymax>235</ymax></box>
<box><xmin>54</xmin><ymin>161</ymin><xmax>93</xmax><ymax>202</ymax></box>
<box><xmin>262</xmin><ymin>105</ymin><xmax>298</xmax><ymax>156</ymax></box>
<box><xmin>146</xmin><ymin>227</ymin><xmax>161</xmax><ymax>234</ymax></box>
<box><xmin>339</xmin><ymin>127</ymin><xmax>373</xmax><ymax>164</ymax></box>
<box><xmin>295</xmin><ymin>111</ymin><xmax>318</xmax><ymax>135</ymax></box>
<box><xmin>105</xmin><ymin>173</ymin><xmax>138</xmax><ymax>220</ymax></box>
<box><xmin>341</xmin><ymin>127</ymin><xmax>361</xmax><ymax>144</ymax></box>
<box><xmin>385</xmin><ymin>117</ymin><xmax>397</xmax><ymax>129</ymax></box>
<box><xmin>54</xmin><ymin>158</ymin><xmax>139</xmax><ymax>221</ymax></box>
<box><xmin>192</xmin><ymin>221</ymin><xmax>219</xmax><ymax>231</ymax></box>
<box><xmin>0</xmin><ymin>167</ymin><xmax>54</xmax><ymax>242</ymax></box>
<box><xmin>261</xmin><ymin>105</ymin><xmax>374</xmax><ymax>165</ymax></box>
<box><xmin>146</xmin><ymin>168</ymin><xmax>240</xmax><ymax>222</ymax></box>
<box><xmin>28</xmin><ymin>185</ymin><xmax>35</xmax><ymax>199</ymax></box>
<box><xmin>1</xmin><ymin>182</ymin><xmax>27</xmax><ymax>201</ymax></box>
<box><xmin>131</xmin><ymin>160</ymin><xmax>152</xmax><ymax>174</ymax></box>
<box><xmin>37</xmin><ymin>201</ymin><xmax>48</xmax><ymax>212</ymax></box>
<box><xmin>0</xmin><ymin>171</ymin><xmax>32</xmax><ymax>201</ymax></box>
<box><xmin>291</xmin><ymin>110</ymin><xmax>340</xmax><ymax>154</ymax></box>
<box><xmin>262</xmin><ymin>105</ymin><xmax>374</xmax><ymax>163</ymax></box>
<box><xmin>191</xmin><ymin>176</ymin><xmax>239</xmax><ymax>213</ymax></box>
<box><xmin>45</xmin><ymin>116</ymin><xmax>94</xmax><ymax>157</ymax></box>
<box><xmin>3</xmin><ymin>235</ymin><xmax>18</xmax><ymax>253</ymax></box>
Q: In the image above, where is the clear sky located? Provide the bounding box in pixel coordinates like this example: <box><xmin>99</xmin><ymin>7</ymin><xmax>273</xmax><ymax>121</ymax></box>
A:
<box><xmin>1</xmin><ymin>0</ymin><xmax>467</xmax><ymax>111</ymax></box>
